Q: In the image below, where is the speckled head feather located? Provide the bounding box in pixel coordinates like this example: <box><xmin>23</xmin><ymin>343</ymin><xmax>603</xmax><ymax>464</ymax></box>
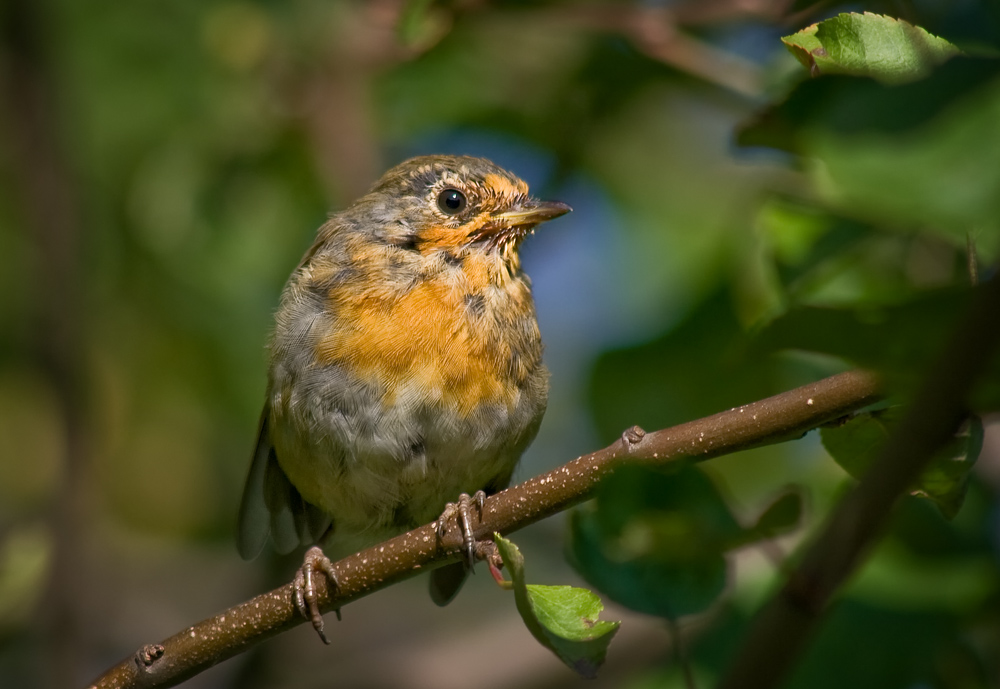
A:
<box><xmin>343</xmin><ymin>155</ymin><xmax>570</xmax><ymax>260</ymax></box>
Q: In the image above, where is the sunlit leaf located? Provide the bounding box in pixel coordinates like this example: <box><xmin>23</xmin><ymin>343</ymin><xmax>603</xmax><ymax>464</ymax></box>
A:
<box><xmin>494</xmin><ymin>535</ymin><xmax>620</xmax><ymax>679</ymax></box>
<box><xmin>783</xmin><ymin>13</ymin><xmax>960</xmax><ymax>84</ymax></box>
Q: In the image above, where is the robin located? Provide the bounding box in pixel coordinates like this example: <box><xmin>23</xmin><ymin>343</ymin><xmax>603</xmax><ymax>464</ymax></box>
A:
<box><xmin>236</xmin><ymin>154</ymin><xmax>571</xmax><ymax>641</ymax></box>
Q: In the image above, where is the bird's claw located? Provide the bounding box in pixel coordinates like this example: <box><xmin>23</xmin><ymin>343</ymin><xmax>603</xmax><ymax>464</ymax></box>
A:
<box><xmin>293</xmin><ymin>546</ymin><xmax>340</xmax><ymax>644</ymax></box>
<box><xmin>435</xmin><ymin>491</ymin><xmax>486</xmax><ymax>568</ymax></box>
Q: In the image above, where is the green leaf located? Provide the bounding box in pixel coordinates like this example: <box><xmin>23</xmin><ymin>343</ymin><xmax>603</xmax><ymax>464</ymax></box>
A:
<box><xmin>570</xmin><ymin>505</ymin><xmax>730</xmax><ymax>620</ymax></box>
<box><xmin>567</xmin><ymin>465</ymin><xmax>731</xmax><ymax>619</ymax></box>
<box><xmin>788</xmin><ymin>600</ymin><xmax>972</xmax><ymax>689</ymax></box>
<box><xmin>821</xmin><ymin>407</ymin><xmax>897</xmax><ymax>477</ymax></box>
<box><xmin>821</xmin><ymin>409</ymin><xmax>984</xmax><ymax>518</ymax></box>
<box><xmin>755</xmin><ymin>199</ymin><xmax>878</xmax><ymax>301</ymax></box>
<box><xmin>738</xmin><ymin>54</ymin><xmax>1000</xmax><ymax>145</ymax></box>
<box><xmin>756</xmin><ymin>290</ymin><xmax>959</xmax><ymax>382</ymax></box>
<box><xmin>568</xmin><ymin>465</ymin><xmax>800</xmax><ymax>620</ymax></box>
<box><xmin>587</xmin><ymin>288</ymin><xmax>835</xmax><ymax>444</ymax></box>
<box><xmin>849</xmin><ymin>540</ymin><xmax>997</xmax><ymax>612</ymax></box>
<box><xmin>754</xmin><ymin>286</ymin><xmax>1000</xmax><ymax>410</ymax></box>
<box><xmin>750</xmin><ymin>491</ymin><xmax>805</xmax><ymax>540</ymax></box>
<box><xmin>911</xmin><ymin>416</ymin><xmax>984</xmax><ymax>519</ymax></box>
<box><xmin>783</xmin><ymin>13</ymin><xmax>960</xmax><ymax>84</ymax></box>
<box><xmin>781</xmin><ymin>23</ymin><xmax>826</xmax><ymax>76</ymax></box>
<box><xmin>740</xmin><ymin>55</ymin><xmax>1000</xmax><ymax>244</ymax></box>
<box><xmin>494</xmin><ymin>535</ymin><xmax>620</xmax><ymax>679</ymax></box>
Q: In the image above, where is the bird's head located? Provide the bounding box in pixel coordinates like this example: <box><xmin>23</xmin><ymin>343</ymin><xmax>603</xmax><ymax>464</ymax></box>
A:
<box><xmin>360</xmin><ymin>155</ymin><xmax>571</xmax><ymax>264</ymax></box>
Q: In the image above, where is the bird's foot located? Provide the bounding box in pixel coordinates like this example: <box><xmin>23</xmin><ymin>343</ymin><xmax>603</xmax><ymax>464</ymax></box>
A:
<box><xmin>293</xmin><ymin>546</ymin><xmax>340</xmax><ymax>644</ymax></box>
<box><xmin>435</xmin><ymin>491</ymin><xmax>487</xmax><ymax>568</ymax></box>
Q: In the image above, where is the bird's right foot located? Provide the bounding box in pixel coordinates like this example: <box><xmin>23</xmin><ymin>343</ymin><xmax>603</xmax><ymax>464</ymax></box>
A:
<box><xmin>293</xmin><ymin>546</ymin><xmax>340</xmax><ymax>644</ymax></box>
<box><xmin>435</xmin><ymin>491</ymin><xmax>487</xmax><ymax>568</ymax></box>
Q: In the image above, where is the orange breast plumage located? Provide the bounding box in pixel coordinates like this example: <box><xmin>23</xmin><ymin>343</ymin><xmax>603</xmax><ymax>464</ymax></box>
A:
<box><xmin>314</xmin><ymin>249</ymin><xmax>537</xmax><ymax>417</ymax></box>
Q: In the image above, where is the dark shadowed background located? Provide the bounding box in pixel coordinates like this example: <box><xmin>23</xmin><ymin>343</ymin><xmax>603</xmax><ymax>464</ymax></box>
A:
<box><xmin>2</xmin><ymin>1</ymin><xmax>1000</xmax><ymax>688</ymax></box>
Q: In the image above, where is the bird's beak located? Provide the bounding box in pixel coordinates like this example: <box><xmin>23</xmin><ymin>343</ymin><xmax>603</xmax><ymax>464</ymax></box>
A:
<box><xmin>494</xmin><ymin>200</ymin><xmax>572</xmax><ymax>227</ymax></box>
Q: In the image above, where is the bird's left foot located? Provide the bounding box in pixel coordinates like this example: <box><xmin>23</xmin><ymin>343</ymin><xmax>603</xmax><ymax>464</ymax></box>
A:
<box><xmin>293</xmin><ymin>546</ymin><xmax>340</xmax><ymax>644</ymax></box>
<box><xmin>435</xmin><ymin>491</ymin><xmax>487</xmax><ymax>568</ymax></box>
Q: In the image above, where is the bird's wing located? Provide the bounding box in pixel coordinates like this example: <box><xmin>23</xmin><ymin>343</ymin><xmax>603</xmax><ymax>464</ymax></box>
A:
<box><xmin>236</xmin><ymin>404</ymin><xmax>331</xmax><ymax>559</ymax></box>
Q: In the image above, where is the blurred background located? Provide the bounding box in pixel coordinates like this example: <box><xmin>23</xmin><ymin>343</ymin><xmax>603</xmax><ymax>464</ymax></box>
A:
<box><xmin>2</xmin><ymin>0</ymin><xmax>1000</xmax><ymax>687</ymax></box>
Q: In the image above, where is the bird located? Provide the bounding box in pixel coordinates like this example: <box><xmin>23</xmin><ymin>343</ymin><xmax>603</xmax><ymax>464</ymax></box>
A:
<box><xmin>236</xmin><ymin>154</ymin><xmax>570</xmax><ymax>641</ymax></box>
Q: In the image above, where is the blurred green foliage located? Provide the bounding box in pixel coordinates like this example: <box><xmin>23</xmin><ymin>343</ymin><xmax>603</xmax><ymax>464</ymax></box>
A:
<box><xmin>822</xmin><ymin>409</ymin><xmax>983</xmax><ymax>518</ymax></box>
<box><xmin>568</xmin><ymin>464</ymin><xmax>802</xmax><ymax>620</ymax></box>
<box><xmin>2</xmin><ymin>2</ymin><xmax>1000</xmax><ymax>688</ymax></box>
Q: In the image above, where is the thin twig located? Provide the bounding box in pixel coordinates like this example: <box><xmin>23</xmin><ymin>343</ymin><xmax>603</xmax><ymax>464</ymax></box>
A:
<box><xmin>967</xmin><ymin>231</ymin><xmax>979</xmax><ymax>286</ymax></box>
<box><xmin>538</xmin><ymin>5</ymin><xmax>766</xmax><ymax>97</ymax></box>
<box><xmin>88</xmin><ymin>369</ymin><xmax>881</xmax><ymax>689</ymax></box>
<box><xmin>668</xmin><ymin>618</ymin><xmax>697</xmax><ymax>689</ymax></box>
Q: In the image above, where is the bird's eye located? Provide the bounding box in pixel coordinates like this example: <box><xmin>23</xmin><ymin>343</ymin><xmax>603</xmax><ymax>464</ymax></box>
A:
<box><xmin>437</xmin><ymin>188</ymin><xmax>467</xmax><ymax>215</ymax></box>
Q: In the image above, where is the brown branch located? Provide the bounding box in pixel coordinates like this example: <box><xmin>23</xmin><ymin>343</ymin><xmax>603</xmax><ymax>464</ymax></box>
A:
<box><xmin>1</xmin><ymin>1</ymin><xmax>90</xmax><ymax>687</ymax></box>
<box><xmin>546</xmin><ymin>4</ymin><xmax>766</xmax><ymax>97</ymax></box>
<box><xmin>547</xmin><ymin>0</ymin><xmax>832</xmax><ymax>98</ymax></box>
<box><xmin>718</xmin><ymin>273</ymin><xmax>1000</xmax><ymax>689</ymax></box>
<box><xmin>88</xmin><ymin>369</ymin><xmax>880</xmax><ymax>689</ymax></box>
<box><xmin>626</xmin><ymin>6</ymin><xmax>765</xmax><ymax>98</ymax></box>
